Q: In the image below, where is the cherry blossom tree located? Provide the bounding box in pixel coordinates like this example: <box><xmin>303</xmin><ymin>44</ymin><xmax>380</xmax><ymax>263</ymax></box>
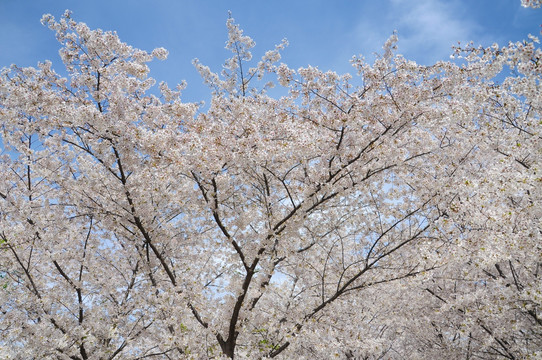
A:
<box><xmin>0</xmin><ymin>7</ymin><xmax>540</xmax><ymax>360</ymax></box>
<box><xmin>522</xmin><ymin>0</ymin><xmax>542</xmax><ymax>8</ymax></box>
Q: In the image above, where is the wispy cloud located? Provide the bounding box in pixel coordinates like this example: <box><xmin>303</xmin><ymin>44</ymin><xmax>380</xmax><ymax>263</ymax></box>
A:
<box><xmin>348</xmin><ymin>0</ymin><xmax>482</xmax><ymax>64</ymax></box>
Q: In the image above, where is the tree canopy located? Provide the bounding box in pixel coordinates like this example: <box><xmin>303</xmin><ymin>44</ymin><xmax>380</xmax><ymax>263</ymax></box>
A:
<box><xmin>0</xmin><ymin>5</ymin><xmax>540</xmax><ymax>359</ymax></box>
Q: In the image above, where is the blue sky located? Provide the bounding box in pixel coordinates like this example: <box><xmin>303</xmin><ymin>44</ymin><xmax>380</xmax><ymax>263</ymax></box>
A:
<box><xmin>0</xmin><ymin>0</ymin><xmax>540</xmax><ymax>103</ymax></box>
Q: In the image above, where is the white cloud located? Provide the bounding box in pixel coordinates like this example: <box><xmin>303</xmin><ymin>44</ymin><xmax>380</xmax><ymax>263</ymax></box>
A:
<box><xmin>349</xmin><ymin>0</ymin><xmax>481</xmax><ymax>64</ymax></box>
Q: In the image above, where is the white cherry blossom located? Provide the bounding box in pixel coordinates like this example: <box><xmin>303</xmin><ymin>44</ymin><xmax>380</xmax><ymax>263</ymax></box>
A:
<box><xmin>0</xmin><ymin>4</ymin><xmax>540</xmax><ymax>359</ymax></box>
